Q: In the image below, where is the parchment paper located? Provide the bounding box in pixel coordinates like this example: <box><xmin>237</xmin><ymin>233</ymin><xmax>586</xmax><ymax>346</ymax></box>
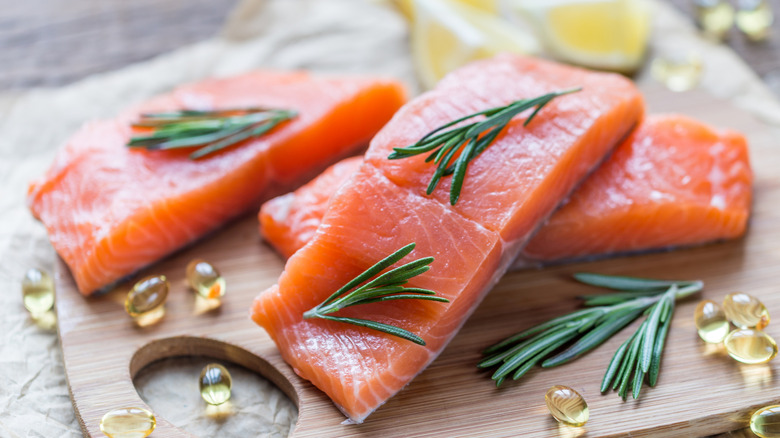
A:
<box><xmin>1</xmin><ymin>0</ymin><xmax>779</xmax><ymax>436</ymax></box>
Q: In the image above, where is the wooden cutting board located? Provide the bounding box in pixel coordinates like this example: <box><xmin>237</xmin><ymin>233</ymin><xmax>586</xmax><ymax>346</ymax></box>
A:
<box><xmin>55</xmin><ymin>83</ymin><xmax>780</xmax><ymax>437</ymax></box>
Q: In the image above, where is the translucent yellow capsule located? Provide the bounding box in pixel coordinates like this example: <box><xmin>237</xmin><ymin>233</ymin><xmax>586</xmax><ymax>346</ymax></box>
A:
<box><xmin>694</xmin><ymin>299</ymin><xmax>730</xmax><ymax>343</ymax></box>
<box><xmin>694</xmin><ymin>0</ymin><xmax>735</xmax><ymax>40</ymax></box>
<box><xmin>724</xmin><ymin>329</ymin><xmax>778</xmax><ymax>364</ymax></box>
<box><xmin>650</xmin><ymin>55</ymin><xmax>703</xmax><ymax>92</ymax></box>
<box><xmin>124</xmin><ymin>275</ymin><xmax>168</xmax><ymax>326</ymax></box>
<box><xmin>723</xmin><ymin>292</ymin><xmax>770</xmax><ymax>330</ymax></box>
<box><xmin>736</xmin><ymin>0</ymin><xmax>774</xmax><ymax>42</ymax></box>
<box><xmin>99</xmin><ymin>407</ymin><xmax>156</xmax><ymax>438</ymax></box>
<box><xmin>186</xmin><ymin>259</ymin><xmax>226</xmax><ymax>300</ymax></box>
<box><xmin>200</xmin><ymin>363</ymin><xmax>232</xmax><ymax>405</ymax></box>
<box><xmin>21</xmin><ymin>268</ymin><xmax>55</xmax><ymax>316</ymax></box>
<box><xmin>545</xmin><ymin>385</ymin><xmax>589</xmax><ymax>427</ymax></box>
<box><xmin>751</xmin><ymin>404</ymin><xmax>780</xmax><ymax>438</ymax></box>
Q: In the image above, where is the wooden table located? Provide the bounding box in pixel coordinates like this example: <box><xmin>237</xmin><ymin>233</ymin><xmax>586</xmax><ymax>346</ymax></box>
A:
<box><xmin>3</xmin><ymin>1</ymin><xmax>778</xmax><ymax>437</ymax></box>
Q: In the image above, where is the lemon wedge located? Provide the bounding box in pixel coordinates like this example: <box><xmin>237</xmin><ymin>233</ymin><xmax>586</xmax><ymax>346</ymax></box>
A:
<box><xmin>406</xmin><ymin>0</ymin><xmax>539</xmax><ymax>89</ymax></box>
<box><xmin>394</xmin><ymin>0</ymin><xmax>499</xmax><ymax>21</ymax></box>
<box><xmin>512</xmin><ymin>0</ymin><xmax>652</xmax><ymax>73</ymax></box>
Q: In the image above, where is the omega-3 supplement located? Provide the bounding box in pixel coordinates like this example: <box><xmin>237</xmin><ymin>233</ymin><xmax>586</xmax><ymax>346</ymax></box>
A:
<box><xmin>694</xmin><ymin>299</ymin><xmax>730</xmax><ymax>343</ymax></box>
<box><xmin>694</xmin><ymin>0</ymin><xmax>736</xmax><ymax>40</ymax></box>
<box><xmin>650</xmin><ymin>55</ymin><xmax>703</xmax><ymax>92</ymax></box>
<box><xmin>736</xmin><ymin>0</ymin><xmax>774</xmax><ymax>41</ymax></box>
<box><xmin>124</xmin><ymin>275</ymin><xmax>169</xmax><ymax>326</ymax></box>
<box><xmin>545</xmin><ymin>385</ymin><xmax>589</xmax><ymax>427</ymax></box>
<box><xmin>723</xmin><ymin>292</ymin><xmax>770</xmax><ymax>330</ymax></box>
<box><xmin>186</xmin><ymin>259</ymin><xmax>226</xmax><ymax>300</ymax></box>
<box><xmin>200</xmin><ymin>363</ymin><xmax>232</xmax><ymax>405</ymax></box>
<box><xmin>751</xmin><ymin>404</ymin><xmax>780</xmax><ymax>438</ymax></box>
<box><xmin>21</xmin><ymin>268</ymin><xmax>55</xmax><ymax>316</ymax></box>
<box><xmin>724</xmin><ymin>329</ymin><xmax>778</xmax><ymax>364</ymax></box>
<box><xmin>99</xmin><ymin>407</ymin><xmax>156</xmax><ymax>438</ymax></box>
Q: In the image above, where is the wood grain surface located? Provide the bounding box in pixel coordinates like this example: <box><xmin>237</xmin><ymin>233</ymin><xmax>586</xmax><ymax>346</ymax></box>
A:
<box><xmin>54</xmin><ymin>83</ymin><xmax>780</xmax><ymax>437</ymax></box>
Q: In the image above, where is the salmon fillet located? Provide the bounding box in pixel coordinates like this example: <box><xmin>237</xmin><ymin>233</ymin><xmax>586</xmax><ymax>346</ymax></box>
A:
<box><xmin>521</xmin><ymin>114</ymin><xmax>752</xmax><ymax>263</ymax></box>
<box><xmin>260</xmin><ymin>115</ymin><xmax>752</xmax><ymax>264</ymax></box>
<box><xmin>27</xmin><ymin>71</ymin><xmax>406</xmax><ymax>295</ymax></box>
<box><xmin>251</xmin><ymin>55</ymin><xmax>644</xmax><ymax>423</ymax></box>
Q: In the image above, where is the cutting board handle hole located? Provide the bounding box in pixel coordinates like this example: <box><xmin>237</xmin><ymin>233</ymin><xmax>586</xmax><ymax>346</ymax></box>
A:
<box><xmin>130</xmin><ymin>336</ymin><xmax>300</xmax><ymax>406</ymax></box>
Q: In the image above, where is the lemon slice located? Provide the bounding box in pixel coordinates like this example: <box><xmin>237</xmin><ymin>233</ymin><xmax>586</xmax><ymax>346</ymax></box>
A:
<box><xmin>408</xmin><ymin>0</ymin><xmax>539</xmax><ymax>89</ymax></box>
<box><xmin>512</xmin><ymin>0</ymin><xmax>652</xmax><ymax>73</ymax></box>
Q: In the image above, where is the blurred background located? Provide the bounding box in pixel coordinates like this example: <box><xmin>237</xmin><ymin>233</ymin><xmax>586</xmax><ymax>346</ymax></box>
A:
<box><xmin>2</xmin><ymin>0</ymin><xmax>778</xmax><ymax>95</ymax></box>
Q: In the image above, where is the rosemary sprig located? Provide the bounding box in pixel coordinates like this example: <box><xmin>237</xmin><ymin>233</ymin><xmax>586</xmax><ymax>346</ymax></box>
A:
<box><xmin>478</xmin><ymin>273</ymin><xmax>702</xmax><ymax>397</ymax></box>
<box><xmin>127</xmin><ymin>107</ymin><xmax>297</xmax><ymax>159</ymax></box>
<box><xmin>387</xmin><ymin>88</ymin><xmax>581</xmax><ymax>205</ymax></box>
<box><xmin>303</xmin><ymin>243</ymin><xmax>449</xmax><ymax>346</ymax></box>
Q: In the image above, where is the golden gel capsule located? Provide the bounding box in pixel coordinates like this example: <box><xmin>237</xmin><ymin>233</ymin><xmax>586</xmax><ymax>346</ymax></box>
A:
<box><xmin>694</xmin><ymin>299</ymin><xmax>730</xmax><ymax>343</ymax></box>
<box><xmin>124</xmin><ymin>275</ymin><xmax>168</xmax><ymax>326</ymax></box>
<box><xmin>724</xmin><ymin>329</ymin><xmax>778</xmax><ymax>364</ymax></box>
<box><xmin>723</xmin><ymin>292</ymin><xmax>770</xmax><ymax>330</ymax></box>
<box><xmin>650</xmin><ymin>55</ymin><xmax>703</xmax><ymax>92</ymax></box>
<box><xmin>200</xmin><ymin>363</ymin><xmax>232</xmax><ymax>405</ymax></box>
<box><xmin>694</xmin><ymin>0</ymin><xmax>735</xmax><ymax>40</ymax></box>
<box><xmin>736</xmin><ymin>0</ymin><xmax>774</xmax><ymax>42</ymax></box>
<box><xmin>21</xmin><ymin>268</ymin><xmax>55</xmax><ymax>315</ymax></box>
<box><xmin>545</xmin><ymin>385</ymin><xmax>589</xmax><ymax>427</ymax></box>
<box><xmin>751</xmin><ymin>404</ymin><xmax>780</xmax><ymax>438</ymax></box>
<box><xmin>186</xmin><ymin>259</ymin><xmax>226</xmax><ymax>300</ymax></box>
<box><xmin>99</xmin><ymin>407</ymin><xmax>156</xmax><ymax>438</ymax></box>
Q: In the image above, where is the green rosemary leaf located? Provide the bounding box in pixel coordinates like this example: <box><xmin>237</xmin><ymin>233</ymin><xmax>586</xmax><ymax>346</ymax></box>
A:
<box><xmin>573</xmin><ymin>272</ymin><xmax>695</xmax><ymax>291</ymax></box>
<box><xmin>388</xmin><ymin>88</ymin><xmax>581</xmax><ymax>205</ymax></box>
<box><xmin>318</xmin><ymin>315</ymin><xmax>425</xmax><ymax>346</ymax></box>
<box><xmin>482</xmin><ymin>307</ymin><xmax>601</xmax><ymax>355</ymax></box>
<box><xmin>579</xmin><ymin>291</ymin><xmax>664</xmax><ymax>306</ymax></box>
<box><xmin>649</xmin><ymin>297</ymin><xmax>674</xmax><ymax>387</ymax></box>
<box><xmin>492</xmin><ymin>323</ymin><xmax>582</xmax><ymax>381</ymax></box>
<box><xmin>613</xmin><ymin>330</ymin><xmax>641</xmax><ymax>390</ymax></box>
<box><xmin>320</xmin><ymin>243</ymin><xmax>416</xmax><ymax>307</ymax></box>
<box><xmin>617</xmin><ymin>329</ymin><xmax>643</xmax><ymax>399</ymax></box>
<box><xmin>632</xmin><ymin>367</ymin><xmax>645</xmax><ymax>400</ymax></box>
<box><xmin>354</xmin><ymin>294</ymin><xmax>450</xmax><ymax>306</ymax></box>
<box><xmin>303</xmin><ymin>243</ymin><xmax>448</xmax><ymax>345</ymax></box>
<box><xmin>542</xmin><ymin>306</ymin><xmax>645</xmax><ymax>367</ymax></box>
<box><xmin>639</xmin><ymin>286</ymin><xmax>676</xmax><ymax>373</ymax></box>
<box><xmin>601</xmin><ymin>337</ymin><xmax>631</xmax><ymax>393</ymax></box>
<box><xmin>480</xmin><ymin>273</ymin><xmax>701</xmax><ymax>399</ymax></box>
<box><xmin>127</xmin><ymin>107</ymin><xmax>297</xmax><ymax>159</ymax></box>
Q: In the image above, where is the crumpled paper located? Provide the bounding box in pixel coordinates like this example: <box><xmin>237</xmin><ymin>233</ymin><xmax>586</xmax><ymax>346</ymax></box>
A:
<box><xmin>1</xmin><ymin>0</ymin><xmax>779</xmax><ymax>436</ymax></box>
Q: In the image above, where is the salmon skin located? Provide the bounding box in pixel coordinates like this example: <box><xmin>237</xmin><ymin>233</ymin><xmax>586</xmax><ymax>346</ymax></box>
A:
<box><xmin>27</xmin><ymin>71</ymin><xmax>406</xmax><ymax>295</ymax></box>
<box><xmin>260</xmin><ymin>114</ymin><xmax>752</xmax><ymax>264</ymax></box>
<box><xmin>251</xmin><ymin>55</ymin><xmax>643</xmax><ymax>423</ymax></box>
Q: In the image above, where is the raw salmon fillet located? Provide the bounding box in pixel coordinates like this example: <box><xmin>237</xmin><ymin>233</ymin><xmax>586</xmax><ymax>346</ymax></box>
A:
<box><xmin>521</xmin><ymin>114</ymin><xmax>752</xmax><ymax>263</ymax></box>
<box><xmin>251</xmin><ymin>55</ymin><xmax>644</xmax><ymax>423</ymax></box>
<box><xmin>27</xmin><ymin>71</ymin><xmax>406</xmax><ymax>295</ymax></box>
<box><xmin>260</xmin><ymin>114</ymin><xmax>752</xmax><ymax>263</ymax></box>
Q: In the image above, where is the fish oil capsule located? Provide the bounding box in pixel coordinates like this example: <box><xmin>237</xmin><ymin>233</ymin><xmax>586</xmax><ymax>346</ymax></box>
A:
<box><xmin>545</xmin><ymin>385</ymin><xmax>589</xmax><ymax>427</ymax></box>
<box><xmin>21</xmin><ymin>268</ymin><xmax>55</xmax><ymax>316</ymax></box>
<box><xmin>694</xmin><ymin>0</ymin><xmax>735</xmax><ymax>40</ymax></box>
<box><xmin>200</xmin><ymin>363</ymin><xmax>232</xmax><ymax>405</ymax></box>
<box><xmin>186</xmin><ymin>259</ymin><xmax>226</xmax><ymax>300</ymax></box>
<box><xmin>99</xmin><ymin>407</ymin><xmax>156</xmax><ymax>438</ymax></box>
<box><xmin>736</xmin><ymin>0</ymin><xmax>774</xmax><ymax>41</ymax></box>
<box><xmin>650</xmin><ymin>55</ymin><xmax>703</xmax><ymax>92</ymax></box>
<box><xmin>694</xmin><ymin>299</ymin><xmax>730</xmax><ymax>343</ymax></box>
<box><xmin>723</xmin><ymin>292</ymin><xmax>770</xmax><ymax>330</ymax></box>
<box><xmin>124</xmin><ymin>275</ymin><xmax>168</xmax><ymax>326</ymax></box>
<box><xmin>724</xmin><ymin>329</ymin><xmax>778</xmax><ymax>364</ymax></box>
<box><xmin>751</xmin><ymin>404</ymin><xmax>780</xmax><ymax>438</ymax></box>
